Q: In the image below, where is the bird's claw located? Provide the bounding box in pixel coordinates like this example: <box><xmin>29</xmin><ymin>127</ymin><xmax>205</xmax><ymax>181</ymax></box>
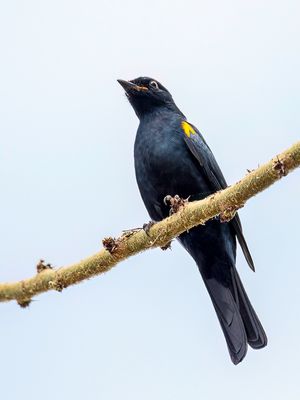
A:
<box><xmin>164</xmin><ymin>195</ymin><xmax>173</xmax><ymax>206</ymax></box>
<box><xmin>163</xmin><ymin>194</ymin><xmax>189</xmax><ymax>215</ymax></box>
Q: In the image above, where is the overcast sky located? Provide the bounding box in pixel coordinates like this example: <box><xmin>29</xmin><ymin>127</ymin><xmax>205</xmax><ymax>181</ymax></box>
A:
<box><xmin>1</xmin><ymin>1</ymin><xmax>300</xmax><ymax>399</ymax></box>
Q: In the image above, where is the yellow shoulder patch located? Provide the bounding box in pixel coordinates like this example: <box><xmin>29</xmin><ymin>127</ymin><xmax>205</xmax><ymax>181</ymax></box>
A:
<box><xmin>181</xmin><ymin>121</ymin><xmax>196</xmax><ymax>138</ymax></box>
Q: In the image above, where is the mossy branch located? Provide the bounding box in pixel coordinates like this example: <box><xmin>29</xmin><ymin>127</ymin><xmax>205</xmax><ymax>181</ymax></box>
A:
<box><xmin>1</xmin><ymin>142</ymin><xmax>300</xmax><ymax>307</ymax></box>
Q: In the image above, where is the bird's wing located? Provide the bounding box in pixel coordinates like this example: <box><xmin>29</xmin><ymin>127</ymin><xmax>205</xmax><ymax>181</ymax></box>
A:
<box><xmin>181</xmin><ymin>120</ymin><xmax>255</xmax><ymax>271</ymax></box>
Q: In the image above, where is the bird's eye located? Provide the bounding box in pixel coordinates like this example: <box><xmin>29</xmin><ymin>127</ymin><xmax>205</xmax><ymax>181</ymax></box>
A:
<box><xmin>149</xmin><ymin>80</ymin><xmax>159</xmax><ymax>89</ymax></box>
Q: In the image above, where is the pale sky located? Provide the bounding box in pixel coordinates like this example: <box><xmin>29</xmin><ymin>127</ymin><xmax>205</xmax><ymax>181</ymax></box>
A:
<box><xmin>1</xmin><ymin>1</ymin><xmax>300</xmax><ymax>399</ymax></box>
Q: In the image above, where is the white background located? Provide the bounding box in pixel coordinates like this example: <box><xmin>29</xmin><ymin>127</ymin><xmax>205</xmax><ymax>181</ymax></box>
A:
<box><xmin>1</xmin><ymin>1</ymin><xmax>299</xmax><ymax>399</ymax></box>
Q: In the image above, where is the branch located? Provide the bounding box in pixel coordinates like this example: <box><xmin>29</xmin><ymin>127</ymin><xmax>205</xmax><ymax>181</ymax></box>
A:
<box><xmin>1</xmin><ymin>142</ymin><xmax>300</xmax><ymax>306</ymax></box>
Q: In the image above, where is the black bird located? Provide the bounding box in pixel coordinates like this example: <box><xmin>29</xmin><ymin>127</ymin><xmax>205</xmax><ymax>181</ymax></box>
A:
<box><xmin>118</xmin><ymin>77</ymin><xmax>267</xmax><ymax>364</ymax></box>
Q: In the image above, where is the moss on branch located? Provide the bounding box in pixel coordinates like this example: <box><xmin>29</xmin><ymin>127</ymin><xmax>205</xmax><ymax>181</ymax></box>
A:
<box><xmin>0</xmin><ymin>141</ymin><xmax>300</xmax><ymax>306</ymax></box>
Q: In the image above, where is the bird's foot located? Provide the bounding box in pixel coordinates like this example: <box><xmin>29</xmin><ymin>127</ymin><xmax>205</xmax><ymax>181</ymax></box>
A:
<box><xmin>143</xmin><ymin>220</ymin><xmax>155</xmax><ymax>236</ymax></box>
<box><xmin>164</xmin><ymin>194</ymin><xmax>189</xmax><ymax>215</ymax></box>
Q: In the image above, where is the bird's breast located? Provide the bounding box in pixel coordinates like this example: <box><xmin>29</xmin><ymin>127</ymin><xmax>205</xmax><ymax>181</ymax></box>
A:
<box><xmin>134</xmin><ymin>118</ymin><xmax>210</xmax><ymax>205</ymax></box>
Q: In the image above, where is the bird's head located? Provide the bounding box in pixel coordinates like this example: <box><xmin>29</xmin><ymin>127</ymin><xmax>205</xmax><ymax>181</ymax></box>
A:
<box><xmin>117</xmin><ymin>77</ymin><xmax>180</xmax><ymax>119</ymax></box>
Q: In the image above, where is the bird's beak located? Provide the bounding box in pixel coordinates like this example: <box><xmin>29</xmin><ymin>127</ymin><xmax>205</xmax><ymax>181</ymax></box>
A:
<box><xmin>117</xmin><ymin>79</ymin><xmax>148</xmax><ymax>93</ymax></box>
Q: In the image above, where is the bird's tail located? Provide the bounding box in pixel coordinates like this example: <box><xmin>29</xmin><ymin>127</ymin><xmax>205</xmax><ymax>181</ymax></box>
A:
<box><xmin>202</xmin><ymin>266</ymin><xmax>267</xmax><ymax>364</ymax></box>
<box><xmin>233</xmin><ymin>269</ymin><xmax>268</xmax><ymax>350</ymax></box>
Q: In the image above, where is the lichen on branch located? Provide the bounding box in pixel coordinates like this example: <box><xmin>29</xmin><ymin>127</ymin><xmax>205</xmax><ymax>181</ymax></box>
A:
<box><xmin>0</xmin><ymin>141</ymin><xmax>300</xmax><ymax>307</ymax></box>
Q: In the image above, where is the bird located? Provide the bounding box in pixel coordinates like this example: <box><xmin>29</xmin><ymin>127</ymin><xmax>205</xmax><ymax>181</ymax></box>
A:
<box><xmin>117</xmin><ymin>77</ymin><xmax>267</xmax><ymax>364</ymax></box>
